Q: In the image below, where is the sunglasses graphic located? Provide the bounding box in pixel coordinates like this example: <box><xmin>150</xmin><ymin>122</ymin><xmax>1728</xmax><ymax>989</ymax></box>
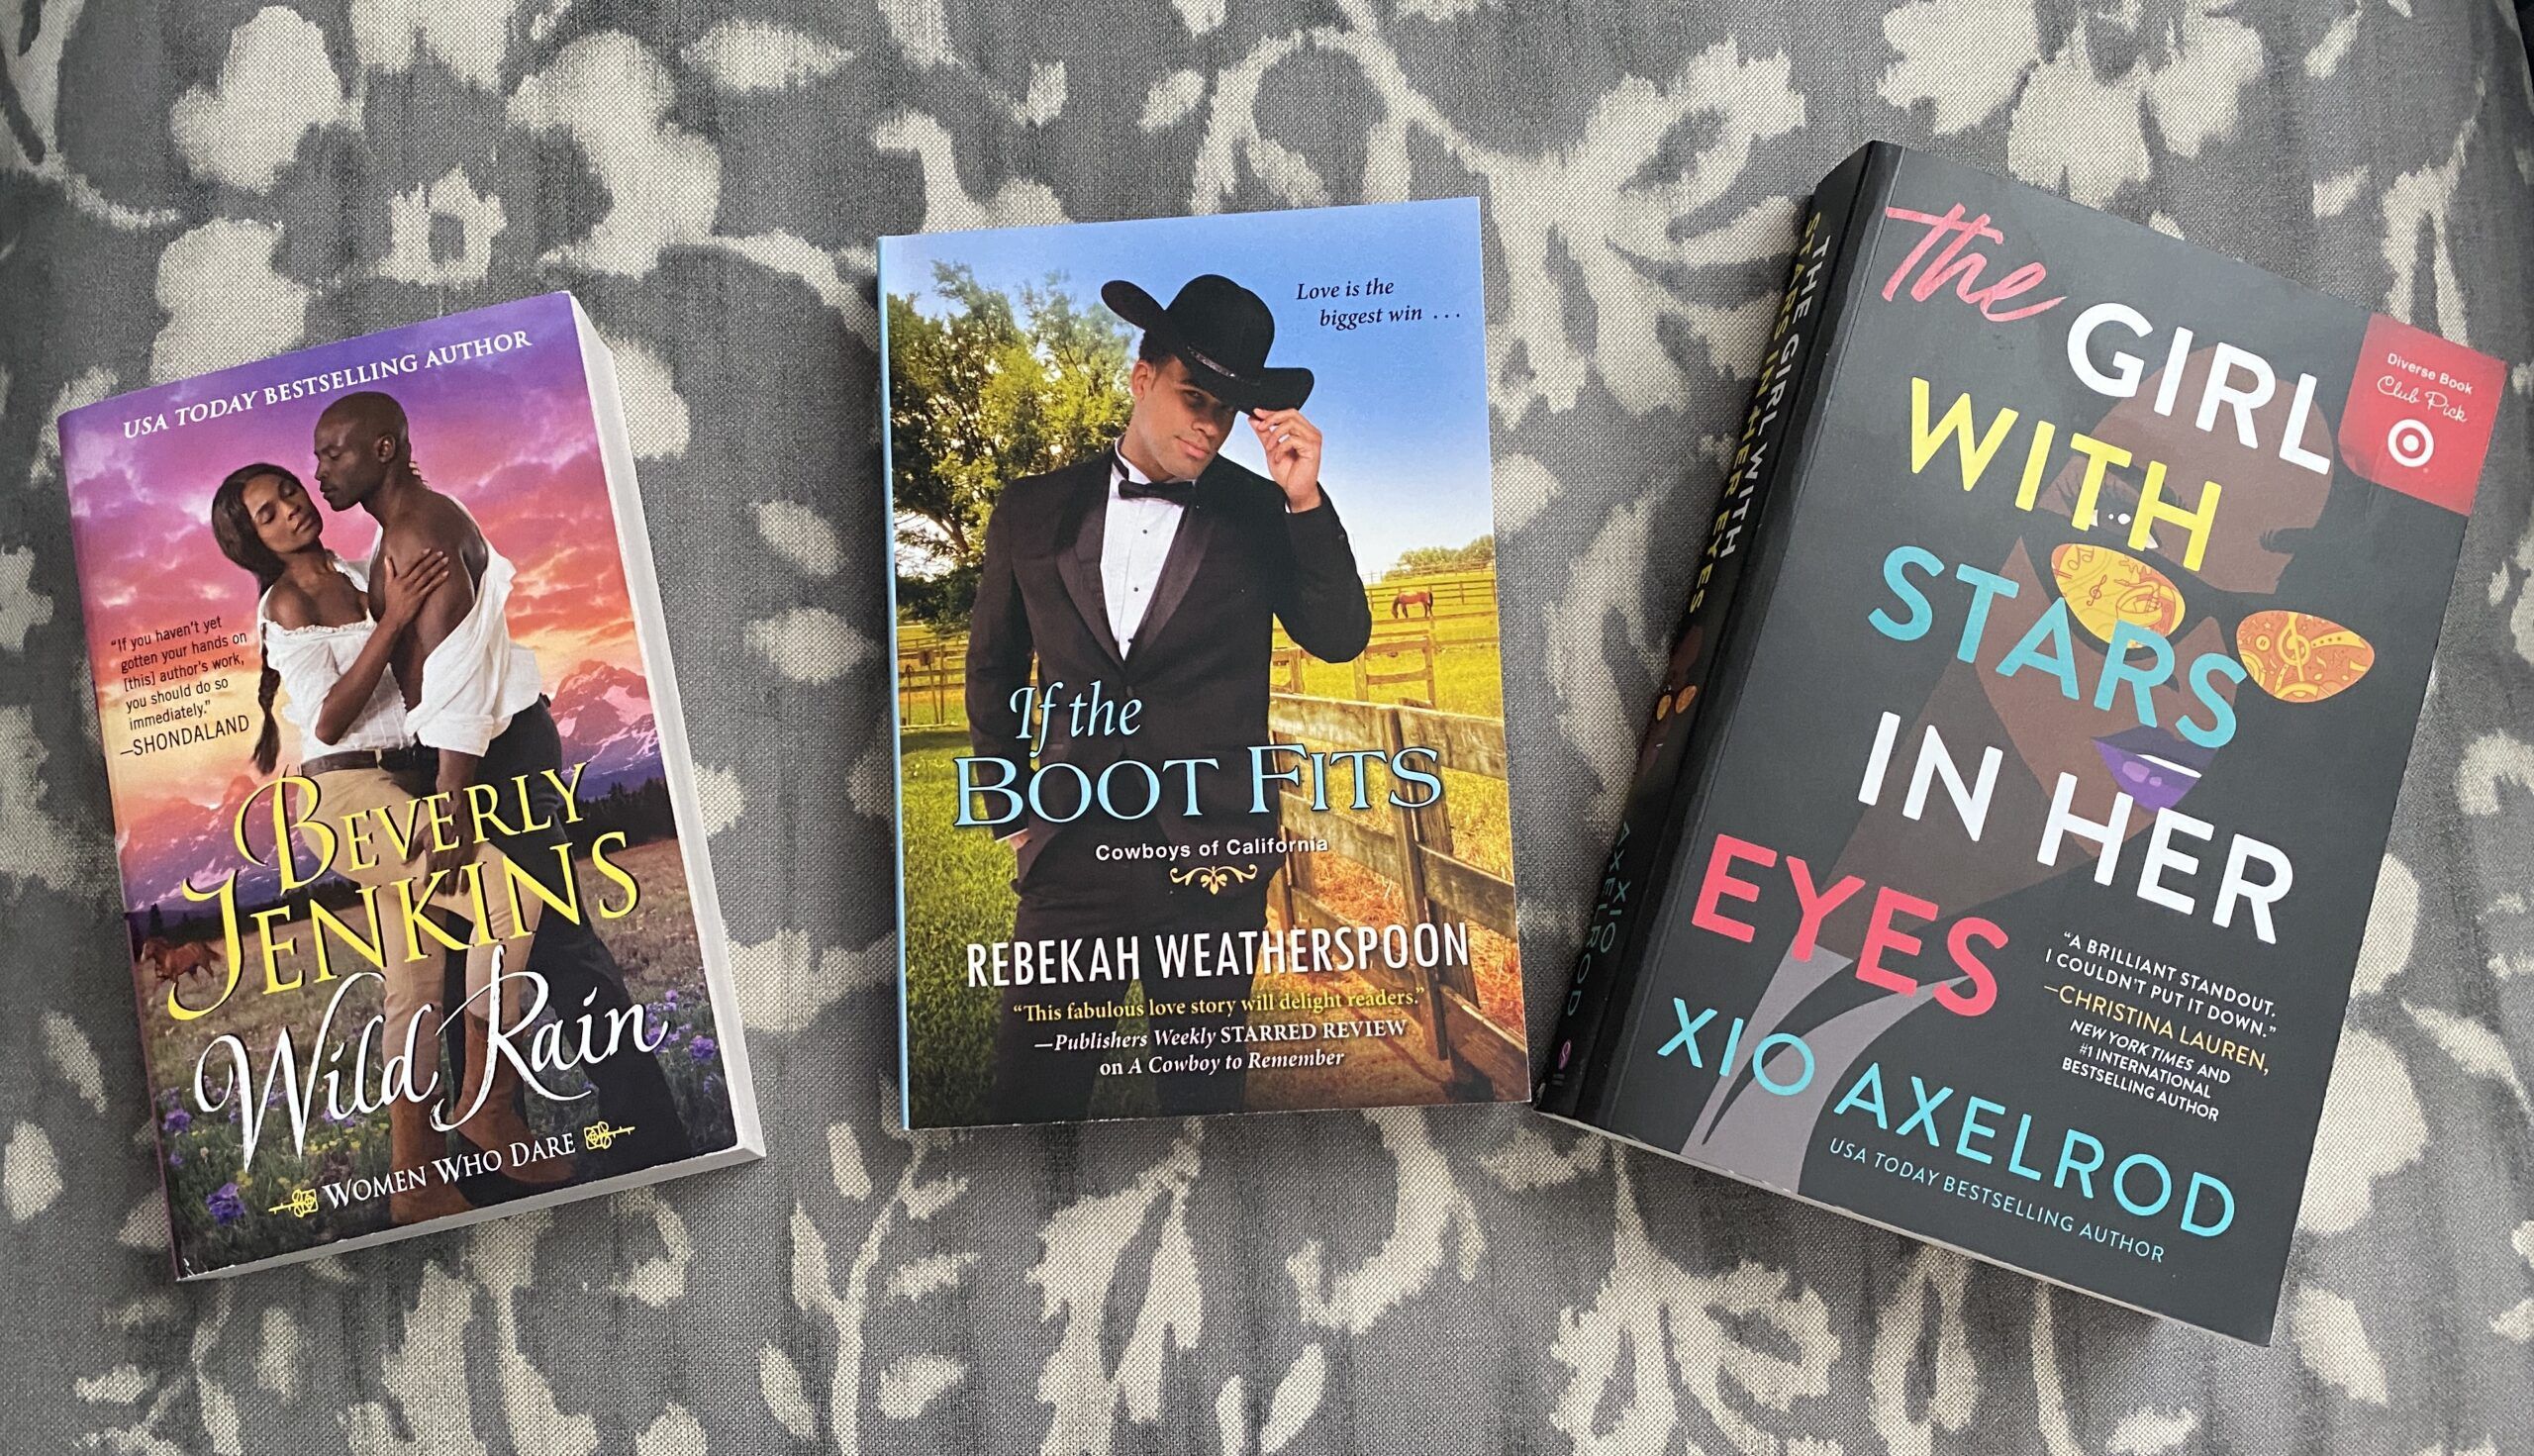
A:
<box><xmin>2045</xmin><ymin>540</ymin><xmax>2374</xmax><ymax>704</ymax></box>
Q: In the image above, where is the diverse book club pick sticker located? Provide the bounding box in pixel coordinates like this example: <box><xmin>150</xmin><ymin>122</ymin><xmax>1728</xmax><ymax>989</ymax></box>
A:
<box><xmin>58</xmin><ymin>294</ymin><xmax>761</xmax><ymax>1277</ymax></box>
<box><xmin>880</xmin><ymin>199</ymin><xmax>1529</xmax><ymax>1127</ymax></box>
<box><xmin>1535</xmin><ymin>142</ymin><xmax>2500</xmax><ymax>1344</ymax></box>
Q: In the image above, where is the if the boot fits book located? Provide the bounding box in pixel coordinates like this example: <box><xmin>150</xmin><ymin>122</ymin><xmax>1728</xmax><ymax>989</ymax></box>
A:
<box><xmin>881</xmin><ymin>200</ymin><xmax>1529</xmax><ymax>1126</ymax></box>
<box><xmin>56</xmin><ymin>294</ymin><xmax>761</xmax><ymax>1278</ymax></box>
<box><xmin>1536</xmin><ymin>143</ymin><xmax>2501</xmax><ymax>1343</ymax></box>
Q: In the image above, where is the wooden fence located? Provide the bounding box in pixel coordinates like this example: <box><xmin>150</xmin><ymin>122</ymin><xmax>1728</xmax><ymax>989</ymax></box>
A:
<box><xmin>1265</xmin><ymin>693</ymin><xmax>1525</xmax><ymax>1098</ymax></box>
<box><xmin>1369</xmin><ymin>572</ymin><xmax>1497</xmax><ymax>620</ymax></box>
<box><xmin>900</xmin><ymin>571</ymin><xmax>1497</xmax><ymax>651</ymax></box>
<box><xmin>899</xmin><ymin>631</ymin><xmax>1523</xmax><ymax>1094</ymax></box>
<box><xmin>913</xmin><ymin>630</ymin><xmax>1496</xmax><ymax>726</ymax></box>
<box><xmin>898</xmin><ymin>647</ymin><xmax>965</xmax><ymax>727</ymax></box>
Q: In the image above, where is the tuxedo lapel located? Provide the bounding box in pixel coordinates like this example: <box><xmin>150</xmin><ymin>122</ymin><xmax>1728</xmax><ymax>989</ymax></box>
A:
<box><xmin>1051</xmin><ymin>465</ymin><xmax>1126</xmax><ymax>672</ymax></box>
<box><xmin>1129</xmin><ymin>487</ymin><xmax>1218</xmax><ymax>661</ymax></box>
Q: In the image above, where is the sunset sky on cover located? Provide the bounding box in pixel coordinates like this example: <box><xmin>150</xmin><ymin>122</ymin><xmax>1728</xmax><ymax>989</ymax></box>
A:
<box><xmin>57</xmin><ymin>296</ymin><xmax>648</xmax><ymax>907</ymax></box>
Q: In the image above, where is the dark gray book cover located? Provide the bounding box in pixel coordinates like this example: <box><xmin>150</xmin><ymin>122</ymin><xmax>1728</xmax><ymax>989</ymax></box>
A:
<box><xmin>1537</xmin><ymin>143</ymin><xmax>2503</xmax><ymax>1344</ymax></box>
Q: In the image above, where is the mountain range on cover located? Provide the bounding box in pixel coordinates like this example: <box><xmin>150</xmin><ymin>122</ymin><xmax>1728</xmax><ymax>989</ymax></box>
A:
<box><xmin>55</xmin><ymin>294</ymin><xmax>759</xmax><ymax>1278</ymax></box>
<box><xmin>120</xmin><ymin>658</ymin><xmax>658</xmax><ymax>915</ymax></box>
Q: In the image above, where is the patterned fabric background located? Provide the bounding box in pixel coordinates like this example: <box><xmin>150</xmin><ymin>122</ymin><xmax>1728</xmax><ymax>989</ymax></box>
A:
<box><xmin>4</xmin><ymin>1</ymin><xmax>2531</xmax><ymax>1451</ymax></box>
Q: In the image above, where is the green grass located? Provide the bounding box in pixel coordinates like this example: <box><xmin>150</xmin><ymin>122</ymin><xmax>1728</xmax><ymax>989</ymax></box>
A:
<box><xmin>149</xmin><ymin>839</ymin><xmax>735</xmax><ymax>1271</ymax></box>
<box><xmin>894</xmin><ymin>600</ymin><xmax>1517</xmax><ymax>1122</ymax></box>
<box><xmin>898</xmin><ymin>728</ymin><xmax>1020</xmax><ymax>1126</ymax></box>
<box><xmin>1286</xmin><ymin>631</ymin><xmax>1513</xmax><ymax>881</ymax></box>
<box><xmin>894</xmin><ymin>731</ymin><xmax>1186</xmax><ymax>1123</ymax></box>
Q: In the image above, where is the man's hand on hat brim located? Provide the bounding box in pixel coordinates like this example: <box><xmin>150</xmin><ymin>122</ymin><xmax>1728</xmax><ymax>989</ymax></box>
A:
<box><xmin>1251</xmin><ymin>408</ymin><xmax>1323</xmax><ymax>513</ymax></box>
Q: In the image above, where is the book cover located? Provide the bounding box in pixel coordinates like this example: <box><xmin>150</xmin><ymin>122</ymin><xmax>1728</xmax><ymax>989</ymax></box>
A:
<box><xmin>57</xmin><ymin>294</ymin><xmax>762</xmax><ymax>1278</ymax></box>
<box><xmin>1537</xmin><ymin>143</ymin><xmax>2503</xmax><ymax>1343</ymax></box>
<box><xmin>882</xmin><ymin>199</ymin><xmax>1527</xmax><ymax>1126</ymax></box>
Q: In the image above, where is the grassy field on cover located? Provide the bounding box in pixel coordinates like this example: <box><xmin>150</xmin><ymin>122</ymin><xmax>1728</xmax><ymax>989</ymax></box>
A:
<box><xmin>898</xmin><ymin>727</ymin><xmax>1027</xmax><ymax>1126</ymax></box>
<box><xmin>146</xmin><ymin>838</ymin><xmax>736</xmax><ymax>1272</ymax></box>
<box><xmin>897</xmin><ymin>606</ymin><xmax>1525</xmax><ymax>1122</ymax></box>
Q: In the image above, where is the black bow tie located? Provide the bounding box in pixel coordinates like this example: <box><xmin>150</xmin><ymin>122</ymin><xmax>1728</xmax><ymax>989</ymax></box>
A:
<box><xmin>1118</xmin><ymin>474</ymin><xmax>1195</xmax><ymax>504</ymax></box>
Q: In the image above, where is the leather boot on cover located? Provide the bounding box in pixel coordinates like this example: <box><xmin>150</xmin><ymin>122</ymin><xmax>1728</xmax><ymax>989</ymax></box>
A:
<box><xmin>387</xmin><ymin>1094</ymin><xmax>472</xmax><ymax>1223</ymax></box>
<box><xmin>449</xmin><ymin>1011</ymin><xmax>575</xmax><ymax>1187</ymax></box>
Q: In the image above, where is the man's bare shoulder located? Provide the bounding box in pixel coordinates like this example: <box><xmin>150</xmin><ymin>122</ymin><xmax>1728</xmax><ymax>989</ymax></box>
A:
<box><xmin>378</xmin><ymin>490</ymin><xmax>485</xmax><ymax>574</ymax></box>
<box><xmin>371</xmin><ymin>487</ymin><xmax>465</xmax><ymax>546</ymax></box>
<box><xmin>406</xmin><ymin>490</ymin><xmax>483</xmax><ymax>547</ymax></box>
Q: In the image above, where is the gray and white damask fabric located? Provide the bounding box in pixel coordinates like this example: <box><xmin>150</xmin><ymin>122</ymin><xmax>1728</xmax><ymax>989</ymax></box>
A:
<box><xmin>3</xmin><ymin>1</ymin><xmax>2531</xmax><ymax>1451</ymax></box>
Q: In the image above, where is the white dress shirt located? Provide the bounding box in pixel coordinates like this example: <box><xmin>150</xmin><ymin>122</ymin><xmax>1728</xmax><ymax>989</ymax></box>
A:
<box><xmin>1102</xmin><ymin>449</ymin><xmax>1187</xmax><ymax>657</ymax></box>
<box><xmin>257</xmin><ymin>556</ymin><xmax>415</xmax><ymax>756</ymax></box>
<box><xmin>397</xmin><ymin>509</ymin><xmax>542</xmax><ymax>757</ymax></box>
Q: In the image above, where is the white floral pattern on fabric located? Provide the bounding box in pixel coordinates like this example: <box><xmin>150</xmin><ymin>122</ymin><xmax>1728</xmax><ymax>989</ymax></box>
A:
<box><xmin>1881</xmin><ymin>0</ymin><xmax>2265</xmax><ymax>206</ymax></box>
<box><xmin>3</xmin><ymin>0</ymin><xmax>2531</xmax><ymax>1451</ymax></box>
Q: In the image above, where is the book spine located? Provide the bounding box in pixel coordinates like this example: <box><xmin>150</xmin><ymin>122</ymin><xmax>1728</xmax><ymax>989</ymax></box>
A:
<box><xmin>1534</xmin><ymin>145</ymin><xmax>1886</xmax><ymax>1120</ymax></box>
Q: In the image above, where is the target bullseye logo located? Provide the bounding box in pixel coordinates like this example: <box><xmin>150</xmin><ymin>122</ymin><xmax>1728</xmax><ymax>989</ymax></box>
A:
<box><xmin>2386</xmin><ymin>417</ymin><xmax>2437</xmax><ymax>469</ymax></box>
<box><xmin>2338</xmin><ymin>316</ymin><xmax>2497</xmax><ymax>515</ymax></box>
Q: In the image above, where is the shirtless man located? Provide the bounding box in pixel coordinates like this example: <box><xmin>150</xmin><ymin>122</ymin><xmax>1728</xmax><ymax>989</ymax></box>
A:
<box><xmin>311</xmin><ymin>394</ymin><xmax>500</xmax><ymax>820</ymax></box>
<box><xmin>313</xmin><ymin>390</ymin><xmax>692</xmax><ymax>1177</ymax></box>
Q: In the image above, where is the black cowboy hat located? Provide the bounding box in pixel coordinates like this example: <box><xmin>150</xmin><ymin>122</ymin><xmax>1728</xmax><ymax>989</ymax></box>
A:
<box><xmin>1101</xmin><ymin>273</ymin><xmax>1314</xmax><ymax>413</ymax></box>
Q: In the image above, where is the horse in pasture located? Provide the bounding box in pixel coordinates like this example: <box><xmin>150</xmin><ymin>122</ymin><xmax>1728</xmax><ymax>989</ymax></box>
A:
<box><xmin>1390</xmin><ymin>588</ymin><xmax>1435</xmax><ymax>620</ymax></box>
<box><xmin>137</xmin><ymin>935</ymin><xmax>221</xmax><ymax>992</ymax></box>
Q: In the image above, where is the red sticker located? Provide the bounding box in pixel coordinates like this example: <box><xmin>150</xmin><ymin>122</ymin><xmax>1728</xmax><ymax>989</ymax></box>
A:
<box><xmin>2337</xmin><ymin>315</ymin><xmax>2504</xmax><ymax>516</ymax></box>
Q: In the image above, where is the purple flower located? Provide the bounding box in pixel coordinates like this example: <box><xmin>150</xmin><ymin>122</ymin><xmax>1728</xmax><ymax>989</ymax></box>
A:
<box><xmin>168</xmin><ymin>1151</ymin><xmax>185</xmax><ymax>1168</ymax></box>
<box><xmin>662</xmin><ymin>990</ymin><xmax>679</xmax><ymax>1009</ymax></box>
<box><xmin>702</xmin><ymin>1074</ymin><xmax>721</xmax><ymax>1098</ymax></box>
<box><xmin>163</xmin><ymin>1109</ymin><xmax>191</xmax><ymax>1135</ymax></box>
<box><xmin>687</xmin><ymin>1036</ymin><xmax>718</xmax><ymax>1063</ymax></box>
<box><xmin>207</xmin><ymin>1183</ymin><xmax>244</xmax><ymax>1225</ymax></box>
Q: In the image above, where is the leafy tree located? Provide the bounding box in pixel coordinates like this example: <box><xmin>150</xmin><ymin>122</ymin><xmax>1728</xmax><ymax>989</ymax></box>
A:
<box><xmin>889</xmin><ymin>264</ymin><xmax>1133</xmax><ymax>629</ymax></box>
<box><xmin>895</xmin><ymin>563</ymin><xmax>980</xmax><ymax>631</ymax></box>
<box><xmin>1385</xmin><ymin>534</ymin><xmax>1496</xmax><ymax>578</ymax></box>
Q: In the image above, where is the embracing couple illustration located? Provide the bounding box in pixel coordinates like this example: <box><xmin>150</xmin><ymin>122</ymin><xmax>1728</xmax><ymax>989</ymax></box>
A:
<box><xmin>205</xmin><ymin>390</ymin><xmax>689</xmax><ymax>1224</ymax></box>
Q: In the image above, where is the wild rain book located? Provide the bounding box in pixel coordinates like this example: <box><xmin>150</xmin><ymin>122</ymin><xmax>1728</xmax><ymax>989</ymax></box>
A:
<box><xmin>880</xmin><ymin>199</ymin><xmax>1529</xmax><ymax>1127</ymax></box>
<box><xmin>1535</xmin><ymin>143</ymin><xmax>2502</xmax><ymax>1343</ymax></box>
<box><xmin>57</xmin><ymin>294</ymin><xmax>761</xmax><ymax>1277</ymax></box>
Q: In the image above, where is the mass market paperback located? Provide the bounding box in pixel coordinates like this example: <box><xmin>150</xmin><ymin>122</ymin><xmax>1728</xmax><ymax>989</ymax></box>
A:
<box><xmin>1537</xmin><ymin>143</ymin><xmax>2501</xmax><ymax>1342</ymax></box>
<box><xmin>882</xmin><ymin>199</ymin><xmax>1529</xmax><ymax>1126</ymax></box>
<box><xmin>58</xmin><ymin>294</ymin><xmax>762</xmax><ymax>1277</ymax></box>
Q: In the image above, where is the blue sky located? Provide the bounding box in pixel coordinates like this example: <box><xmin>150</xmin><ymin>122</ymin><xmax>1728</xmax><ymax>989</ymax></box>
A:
<box><xmin>880</xmin><ymin>198</ymin><xmax>1493</xmax><ymax>578</ymax></box>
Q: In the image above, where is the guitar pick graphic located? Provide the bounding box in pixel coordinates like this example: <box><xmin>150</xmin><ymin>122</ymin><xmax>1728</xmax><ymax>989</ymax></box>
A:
<box><xmin>2052</xmin><ymin>542</ymin><xmax>2187</xmax><ymax>643</ymax></box>
<box><xmin>2237</xmin><ymin>610</ymin><xmax>2374</xmax><ymax>703</ymax></box>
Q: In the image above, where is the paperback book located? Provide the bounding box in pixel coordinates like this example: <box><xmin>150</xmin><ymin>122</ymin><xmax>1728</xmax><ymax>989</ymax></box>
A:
<box><xmin>1537</xmin><ymin>143</ymin><xmax>2500</xmax><ymax>1342</ymax></box>
<box><xmin>58</xmin><ymin>294</ymin><xmax>761</xmax><ymax>1278</ymax></box>
<box><xmin>882</xmin><ymin>199</ymin><xmax>1528</xmax><ymax>1126</ymax></box>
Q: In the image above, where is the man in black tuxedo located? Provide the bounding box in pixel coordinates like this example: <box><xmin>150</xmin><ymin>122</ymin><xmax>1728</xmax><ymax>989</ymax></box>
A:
<box><xmin>965</xmin><ymin>272</ymin><xmax>1373</xmax><ymax>1121</ymax></box>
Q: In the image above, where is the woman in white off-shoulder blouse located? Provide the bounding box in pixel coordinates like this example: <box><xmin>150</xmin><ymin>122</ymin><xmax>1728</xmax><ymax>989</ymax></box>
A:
<box><xmin>208</xmin><ymin>463</ymin><xmax>573</xmax><ymax>1224</ymax></box>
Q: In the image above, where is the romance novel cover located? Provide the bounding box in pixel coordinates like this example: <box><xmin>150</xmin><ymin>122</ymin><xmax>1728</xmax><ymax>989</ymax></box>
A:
<box><xmin>58</xmin><ymin>294</ymin><xmax>761</xmax><ymax>1278</ymax></box>
<box><xmin>882</xmin><ymin>199</ymin><xmax>1528</xmax><ymax>1126</ymax></box>
<box><xmin>1537</xmin><ymin>144</ymin><xmax>2502</xmax><ymax>1342</ymax></box>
